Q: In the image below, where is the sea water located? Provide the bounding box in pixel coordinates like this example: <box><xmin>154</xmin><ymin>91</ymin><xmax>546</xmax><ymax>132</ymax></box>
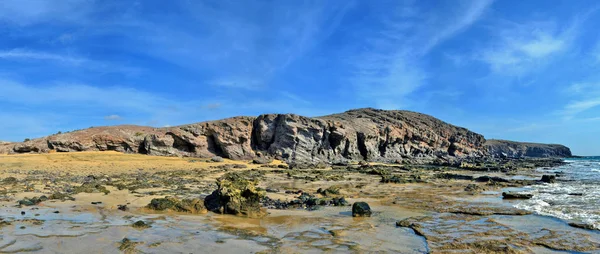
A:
<box><xmin>515</xmin><ymin>157</ymin><xmax>600</xmax><ymax>228</ymax></box>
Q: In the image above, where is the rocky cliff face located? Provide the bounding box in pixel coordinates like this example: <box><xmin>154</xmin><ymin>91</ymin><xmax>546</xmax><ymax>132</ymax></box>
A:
<box><xmin>0</xmin><ymin>108</ymin><xmax>570</xmax><ymax>162</ymax></box>
<box><xmin>485</xmin><ymin>140</ymin><xmax>572</xmax><ymax>158</ymax></box>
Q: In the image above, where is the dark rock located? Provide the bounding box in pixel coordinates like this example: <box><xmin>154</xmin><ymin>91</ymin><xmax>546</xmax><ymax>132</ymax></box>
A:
<box><xmin>266</xmin><ymin>188</ymin><xmax>280</xmax><ymax>193</ymax></box>
<box><xmin>49</xmin><ymin>192</ymin><xmax>75</xmax><ymax>201</ymax></box>
<box><xmin>568</xmin><ymin>193</ymin><xmax>584</xmax><ymax>196</ymax></box>
<box><xmin>118</xmin><ymin>204</ymin><xmax>129</xmax><ymax>211</ymax></box>
<box><xmin>252</xmin><ymin>157</ymin><xmax>273</xmax><ymax>165</ymax></box>
<box><xmin>2</xmin><ymin>177</ymin><xmax>17</xmax><ymax>184</ymax></box>
<box><xmin>18</xmin><ymin>196</ymin><xmax>48</xmax><ymax>206</ymax></box>
<box><xmin>475</xmin><ymin>176</ymin><xmax>510</xmax><ymax>183</ymax></box>
<box><xmin>74</xmin><ymin>182</ymin><xmax>110</xmax><ymax>195</ymax></box>
<box><xmin>147</xmin><ymin>197</ymin><xmax>206</xmax><ymax>214</ymax></box>
<box><xmin>352</xmin><ymin>202</ymin><xmax>372</xmax><ymax>217</ymax></box>
<box><xmin>317</xmin><ymin>186</ymin><xmax>341</xmax><ymax>196</ymax></box>
<box><xmin>568</xmin><ymin>222</ymin><xmax>597</xmax><ymax>230</ymax></box>
<box><xmin>132</xmin><ymin>220</ymin><xmax>151</xmax><ymax>229</ymax></box>
<box><xmin>204</xmin><ymin>173</ymin><xmax>265</xmax><ymax>217</ymax></box>
<box><xmin>332</xmin><ymin>197</ymin><xmax>348</xmax><ymax>206</ymax></box>
<box><xmin>541</xmin><ymin>175</ymin><xmax>556</xmax><ymax>183</ymax></box>
<box><xmin>91</xmin><ymin>202</ymin><xmax>103</xmax><ymax>205</ymax></box>
<box><xmin>502</xmin><ymin>192</ymin><xmax>533</xmax><ymax>199</ymax></box>
<box><xmin>436</xmin><ymin>173</ymin><xmax>474</xmax><ymax>181</ymax></box>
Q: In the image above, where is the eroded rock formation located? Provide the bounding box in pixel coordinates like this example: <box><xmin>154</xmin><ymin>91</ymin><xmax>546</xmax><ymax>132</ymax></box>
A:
<box><xmin>0</xmin><ymin>108</ymin><xmax>571</xmax><ymax>162</ymax></box>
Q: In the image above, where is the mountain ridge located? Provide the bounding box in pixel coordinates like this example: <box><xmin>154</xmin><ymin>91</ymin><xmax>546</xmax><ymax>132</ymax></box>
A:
<box><xmin>0</xmin><ymin>108</ymin><xmax>572</xmax><ymax>162</ymax></box>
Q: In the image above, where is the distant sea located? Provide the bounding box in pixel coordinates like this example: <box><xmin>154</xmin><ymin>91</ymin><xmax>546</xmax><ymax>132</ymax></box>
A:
<box><xmin>515</xmin><ymin>156</ymin><xmax>600</xmax><ymax>229</ymax></box>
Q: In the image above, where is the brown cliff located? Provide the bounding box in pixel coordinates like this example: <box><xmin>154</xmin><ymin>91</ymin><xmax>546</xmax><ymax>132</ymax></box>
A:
<box><xmin>0</xmin><ymin>108</ymin><xmax>568</xmax><ymax>163</ymax></box>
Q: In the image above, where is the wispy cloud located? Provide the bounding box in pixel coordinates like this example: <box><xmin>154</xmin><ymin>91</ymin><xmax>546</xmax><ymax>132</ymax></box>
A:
<box><xmin>0</xmin><ymin>0</ymin><xmax>94</xmax><ymax>25</ymax></box>
<box><xmin>104</xmin><ymin>115</ymin><xmax>123</xmax><ymax>121</ymax></box>
<box><xmin>479</xmin><ymin>24</ymin><xmax>568</xmax><ymax>75</ymax></box>
<box><xmin>0</xmin><ymin>48</ymin><xmax>141</xmax><ymax>75</ymax></box>
<box><xmin>478</xmin><ymin>7</ymin><xmax>597</xmax><ymax>76</ymax></box>
<box><xmin>119</xmin><ymin>1</ymin><xmax>354</xmax><ymax>90</ymax></box>
<box><xmin>557</xmin><ymin>82</ymin><xmax>600</xmax><ymax>119</ymax></box>
<box><xmin>0</xmin><ymin>49</ymin><xmax>86</xmax><ymax>65</ymax></box>
<box><xmin>352</xmin><ymin>0</ymin><xmax>493</xmax><ymax>108</ymax></box>
<box><xmin>0</xmin><ymin>79</ymin><xmax>174</xmax><ymax>114</ymax></box>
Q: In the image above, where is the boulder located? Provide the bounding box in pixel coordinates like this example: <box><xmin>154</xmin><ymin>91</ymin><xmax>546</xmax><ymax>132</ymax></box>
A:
<box><xmin>204</xmin><ymin>173</ymin><xmax>265</xmax><ymax>217</ymax></box>
<box><xmin>541</xmin><ymin>175</ymin><xmax>556</xmax><ymax>183</ymax></box>
<box><xmin>502</xmin><ymin>192</ymin><xmax>533</xmax><ymax>199</ymax></box>
<box><xmin>352</xmin><ymin>202</ymin><xmax>372</xmax><ymax>217</ymax></box>
<box><xmin>147</xmin><ymin>197</ymin><xmax>207</xmax><ymax>214</ymax></box>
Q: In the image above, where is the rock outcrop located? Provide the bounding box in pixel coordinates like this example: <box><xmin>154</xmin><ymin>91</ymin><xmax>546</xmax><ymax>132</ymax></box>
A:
<box><xmin>0</xmin><ymin>108</ymin><xmax>571</xmax><ymax>163</ymax></box>
<box><xmin>485</xmin><ymin>140</ymin><xmax>572</xmax><ymax>158</ymax></box>
<box><xmin>204</xmin><ymin>173</ymin><xmax>265</xmax><ymax>217</ymax></box>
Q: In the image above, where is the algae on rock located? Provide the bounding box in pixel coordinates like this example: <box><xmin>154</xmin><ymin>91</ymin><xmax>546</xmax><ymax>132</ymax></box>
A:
<box><xmin>204</xmin><ymin>172</ymin><xmax>266</xmax><ymax>217</ymax></box>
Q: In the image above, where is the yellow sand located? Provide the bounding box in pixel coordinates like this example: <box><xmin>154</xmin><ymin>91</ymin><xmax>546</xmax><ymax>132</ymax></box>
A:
<box><xmin>0</xmin><ymin>151</ymin><xmax>284</xmax><ymax>176</ymax></box>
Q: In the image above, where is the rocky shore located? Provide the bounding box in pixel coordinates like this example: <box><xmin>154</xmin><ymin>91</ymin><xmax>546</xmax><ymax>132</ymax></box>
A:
<box><xmin>0</xmin><ymin>152</ymin><xmax>597</xmax><ymax>253</ymax></box>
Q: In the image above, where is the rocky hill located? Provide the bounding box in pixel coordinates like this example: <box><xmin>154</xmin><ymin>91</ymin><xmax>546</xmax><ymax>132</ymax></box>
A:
<box><xmin>485</xmin><ymin>139</ymin><xmax>572</xmax><ymax>158</ymax></box>
<box><xmin>0</xmin><ymin>108</ymin><xmax>570</xmax><ymax>163</ymax></box>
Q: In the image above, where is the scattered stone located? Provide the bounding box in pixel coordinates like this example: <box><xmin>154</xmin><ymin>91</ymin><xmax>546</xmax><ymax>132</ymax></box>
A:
<box><xmin>118</xmin><ymin>204</ymin><xmax>129</xmax><ymax>211</ymax></box>
<box><xmin>266</xmin><ymin>188</ymin><xmax>280</xmax><ymax>193</ymax></box>
<box><xmin>502</xmin><ymin>192</ymin><xmax>533</xmax><ymax>199</ymax></box>
<box><xmin>118</xmin><ymin>238</ymin><xmax>141</xmax><ymax>252</ymax></box>
<box><xmin>541</xmin><ymin>175</ymin><xmax>556</xmax><ymax>183</ymax></box>
<box><xmin>211</xmin><ymin>156</ymin><xmax>224</xmax><ymax>162</ymax></box>
<box><xmin>49</xmin><ymin>192</ymin><xmax>75</xmax><ymax>201</ymax></box>
<box><xmin>21</xmin><ymin>211</ymin><xmax>25</xmax><ymax>215</ymax></box>
<box><xmin>204</xmin><ymin>173</ymin><xmax>265</xmax><ymax>217</ymax></box>
<box><xmin>91</xmin><ymin>202</ymin><xmax>103</xmax><ymax>205</ymax></box>
<box><xmin>332</xmin><ymin>197</ymin><xmax>349</xmax><ymax>206</ymax></box>
<box><xmin>352</xmin><ymin>202</ymin><xmax>372</xmax><ymax>217</ymax></box>
<box><xmin>74</xmin><ymin>182</ymin><xmax>110</xmax><ymax>195</ymax></box>
<box><xmin>2</xmin><ymin>177</ymin><xmax>18</xmax><ymax>184</ymax></box>
<box><xmin>53</xmin><ymin>211</ymin><xmax>60</xmax><ymax>214</ymax></box>
<box><xmin>252</xmin><ymin>157</ymin><xmax>273</xmax><ymax>165</ymax></box>
<box><xmin>464</xmin><ymin>184</ymin><xmax>485</xmax><ymax>192</ymax></box>
<box><xmin>18</xmin><ymin>196</ymin><xmax>48</xmax><ymax>206</ymax></box>
<box><xmin>317</xmin><ymin>186</ymin><xmax>341</xmax><ymax>196</ymax></box>
<box><xmin>132</xmin><ymin>220</ymin><xmax>151</xmax><ymax>229</ymax></box>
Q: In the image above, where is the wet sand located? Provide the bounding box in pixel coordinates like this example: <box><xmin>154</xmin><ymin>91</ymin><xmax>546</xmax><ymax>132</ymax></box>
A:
<box><xmin>1</xmin><ymin>152</ymin><xmax>599</xmax><ymax>253</ymax></box>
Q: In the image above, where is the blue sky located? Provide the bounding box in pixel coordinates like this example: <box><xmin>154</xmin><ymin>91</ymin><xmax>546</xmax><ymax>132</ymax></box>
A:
<box><xmin>0</xmin><ymin>0</ymin><xmax>599</xmax><ymax>155</ymax></box>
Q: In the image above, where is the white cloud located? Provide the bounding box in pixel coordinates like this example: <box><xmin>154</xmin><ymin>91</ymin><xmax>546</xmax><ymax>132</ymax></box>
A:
<box><xmin>478</xmin><ymin>7</ymin><xmax>599</xmax><ymax>76</ymax></box>
<box><xmin>479</xmin><ymin>25</ymin><xmax>568</xmax><ymax>75</ymax></box>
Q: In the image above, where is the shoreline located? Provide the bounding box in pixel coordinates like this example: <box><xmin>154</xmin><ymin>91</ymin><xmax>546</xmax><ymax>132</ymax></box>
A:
<box><xmin>1</xmin><ymin>152</ymin><xmax>598</xmax><ymax>253</ymax></box>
